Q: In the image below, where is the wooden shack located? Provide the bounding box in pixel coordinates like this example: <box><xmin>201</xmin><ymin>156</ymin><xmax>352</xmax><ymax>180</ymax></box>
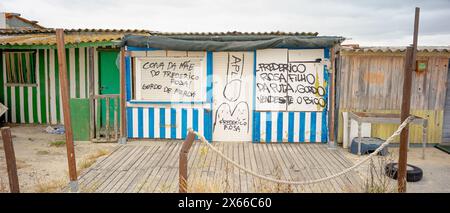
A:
<box><xmin>337</xmin><ymin>46</ymin><xmax>450</xmax><ymax>144</ymax></box>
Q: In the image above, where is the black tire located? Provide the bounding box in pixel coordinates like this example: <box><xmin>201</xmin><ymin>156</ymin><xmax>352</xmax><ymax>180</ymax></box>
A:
<box><xmin>385</xmin><ymin>163</ymin><xmax>423</xmax><ymax>182</ymax></box>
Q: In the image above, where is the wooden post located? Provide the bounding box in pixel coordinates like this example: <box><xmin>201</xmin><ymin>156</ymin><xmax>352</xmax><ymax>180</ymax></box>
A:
<box><xmin>398</xmin><ymin>7</ymin><xmax>420</xmax><ymax>193</ymax></box>
<box><xmin>1</xmin><ymin>127</ymin><xmax>20</xmax><ymax>193</ymax></box>
<box><xmin>179</xmin><ymin>130</ymin><xmax>196</xmax><ymax>193</ymax></box>
<box><xmin>89</xmin><ymin>47</ymin><xmax>95</xmax><ymax>140</ymax></box>
<box><xmin>119</xmin><ymin>48</ymin><xmax>127</xmax><ymax>142</ymax></box>
<box><xmin>55</xmin><ymin>29</ymin><xmax>78</xmax><ymax>192</ymax></box>
<box><xmin>328</xmin><ymin>47</ymin><xmax>336</xmax><ymax>148</ymax></box>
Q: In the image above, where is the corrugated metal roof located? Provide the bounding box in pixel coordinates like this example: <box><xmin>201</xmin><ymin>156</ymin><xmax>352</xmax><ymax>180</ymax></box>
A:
<box><xmin>0</xmin><ymin>29</ymin><xmax>320</xmax><ymax>46</ymax></box>
<box><xmin>0</xmin><ymin>28</ymin><xmax>151</xmax><ymax>35</ymax></box>
<box><xmin>342</xmin><ymin>46</ymin><xmax>450</xmax><ymax>53</ymax></box>
<box><xmin>0</xmin><ymin>29</ymin><xmax>150</xmax><ymax>46</ymax></box>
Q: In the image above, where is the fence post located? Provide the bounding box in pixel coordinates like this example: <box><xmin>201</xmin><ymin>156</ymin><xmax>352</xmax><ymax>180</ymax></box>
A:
<box><xmin>179</xmin><ymin>130</ymin><xmax>196</xmax><ymax>193</ymax></box>
<box><xmin>1</xmin><ymin>127</ymin><xmax>20</xmax><ymax>193</ymax></box>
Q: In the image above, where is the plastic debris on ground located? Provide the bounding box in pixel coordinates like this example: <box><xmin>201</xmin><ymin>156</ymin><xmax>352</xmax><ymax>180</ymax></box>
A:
<box><xmin>45</xmin><ymin>125</ymin><xmax>65</xmax><ymax>134</ymax></box>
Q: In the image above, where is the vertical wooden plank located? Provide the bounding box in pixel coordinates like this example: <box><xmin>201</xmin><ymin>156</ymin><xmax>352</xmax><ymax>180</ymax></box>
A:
<box><xmin>120</xmin><ymin>48</ymin><xmax>127</xmax><ymax>139</ymax></box>
<box><xmin>105</xmin><ymin>97</ymin><xmax>110</xmax><ymax>141</ymax></box>
<box><xmin>1</xmin><ymin>127</ymin><xmax>20</xmax><ymax>193</ymax></box>
<box><xmin>56</xmin><ymin>29</ymin><xmax>78</xmax><ymax>192</ymax></box>
<box><xmin>89</xmin><ymin>47</ymin><xmax>95</xmax><ymax>140</ymax></box>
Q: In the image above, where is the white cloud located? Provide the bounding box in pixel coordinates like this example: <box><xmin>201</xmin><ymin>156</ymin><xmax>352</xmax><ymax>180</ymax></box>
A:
<box><xmin>1</xmin><ymin>0</ymin><xmax>449</xmax><ymax>46</ymax></box>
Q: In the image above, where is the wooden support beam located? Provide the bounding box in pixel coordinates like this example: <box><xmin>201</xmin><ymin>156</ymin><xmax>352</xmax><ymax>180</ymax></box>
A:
<box><xmin>1</xmin><ymin>127</ymin><xmax>20</xmax><ymax>193</ymax></box>
<box><xmin>398</xmin><ymin>7</ymin><xmax>420</xmax><ymax>193</ymax></box>
<box><xmin>329</xmin><ymin>47</ymin><xmax>336</xmax><ymax>146</ymax></box>
<box><xmin>55</xmin><ymin>29</ymin><xmax>78</xmax><ymax>192</ymax></box>
<box><xmin>179</xmin><ymin>130</ymin><xmax>196</xmax><ymax>193</ymax></box>
<box><xmin>89</xmin><ymin>47</ymin><xmax>95</xmax><ymax>140</ymax></box>
<box><xmin>120</xmin><ymin>48</ymin><xmax>127</xmax><ymax>142</ymax></box>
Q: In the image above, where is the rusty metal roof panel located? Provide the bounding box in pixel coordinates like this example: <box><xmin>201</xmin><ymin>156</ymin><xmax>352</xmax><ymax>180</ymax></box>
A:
<box><xmin>0</xmin><ymin>32</ymin><xmax>131</xmax><ymax>46</ymax></box>
<box><xmin>342</xmin><ymin>46</ymin><xmax>450</xmax><ymax>53</ymax></box>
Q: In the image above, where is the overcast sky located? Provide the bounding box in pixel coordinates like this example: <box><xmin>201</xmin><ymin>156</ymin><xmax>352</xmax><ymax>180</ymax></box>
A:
<box><xmin>1</xmin><ymin>0</ymin><xmax>449</xmax><ymax>46</ymax></box>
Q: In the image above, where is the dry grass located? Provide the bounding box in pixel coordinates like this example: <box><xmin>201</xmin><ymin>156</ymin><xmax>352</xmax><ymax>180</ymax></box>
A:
<box><xmin>362</xmin><ymin>154</ymin><xmax>397</xmax><ymax>193</ymax></box>
<box><xmin>77</xmin><ymin>149</ymin><xmax>111</xmax><ymax>174</ymax></box>
<box><xmin>36</xmin><ymin>150</ymin><xmax>50</xmax><ymax>155</ymax></box>
<box><xmin>34</xmin><ymin>177</ymin><xmax>66</xmax><ymax>193</ymax></box>
<box><xmin>0</xmin><ymin>177</ymin><xmax>8</xmax><ymax>193</ymax></box>
<box><xmin>49</xmin><ymin>141</ymin><xmax>66</xmax><ymax>147</ymax></box>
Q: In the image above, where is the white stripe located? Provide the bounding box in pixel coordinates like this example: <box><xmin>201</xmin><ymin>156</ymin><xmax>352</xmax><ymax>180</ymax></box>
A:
<box><xmin>2</xmin><ymin>54</ymin><xmax>8</xmax><ymax>122</ymax></box>
<box><xmin>165</xmin><ymin>108</ymin><xmax>171</xmax><ymax>139</ymax></box>
<box><xmin>304</xmin><ymin>112</ymin><xmax>311</xmax><ymax>142</ymax></box>
<box><xmin>132</xmin><ymin>108</ymin><xmax>138</xmax><ymax>138</ymax></box>
<box><xmin>69</xmin><ymin>48</ymin><xmax>76</xmax><ymax>98</ymax></box>
<box><xmin>36</xmin><ymin>51</ymin><xmax>42</xmax><ymax>123</ymax></box>
<box><xmin>293</xmin><ymin>112</ymin><xmax>300</xmax><ymax>142</ymax></box>
<box><xmin>260</xmin><ymin>112</ymin><xmax>266</xmax><ymax>142</ymax></box>
<box><xmin>316</xmin><ymin>113</ymin><xmax>322</xmax><ymax>142</ymax></box>
<box><xmin>49</xmin><ymin>50</ymin><xmax>57</xmax><ymax>124</ymax></box>
<box><xmin>154</xmin><ymin>108</ymin><xmax>160</xmax><ymax>138</ymax></box>
<box><xmin>198</xmin><ymin>109</ymin><xmax>204</xmax><ymax>137</ymax></box>
<box><xmin>11</xmin><ymin>86</ymin><xmax>16</xmax><ymax>123</ymax></box>
<box><xmin>45</xmin><ymin>50</ymin><xmax>50</xmax><ymax>123</ymax></box>
<box><xmin>28</xmin><ymin>87</ymin><xmax>33</xmax><ymax>123</ymax></box>
<box><xmin>19</xmin><ymin>86</ymin><xmax>24</xmax><ymax>123</ymax></box>
<box><xmin>283</xmin><ymin>112</ymin><xmax>288</xmax><ymax>142</ymax></box>
<box><xmin>186</xmin><ymin>108</ymin><xmax>193</xmax><ymax>130</ymax></box>
<box><xmin>79</xmin><ymin>47</ymin><xmax>86</xmax><ymax>99</ymax></box>
<box><xmin>176</xmin><ymin>108</ymin><xmax>182</xmax><ymax>139</ymax></box>
<box><xmin>271</xmin><ymin>112</ymin><xmax>277</xmax><ymax>142</ymax></box>
<box><xmin>143</xmin><ymin>108</ymin><xmax>149</xmax><ymax>138</ymax></box>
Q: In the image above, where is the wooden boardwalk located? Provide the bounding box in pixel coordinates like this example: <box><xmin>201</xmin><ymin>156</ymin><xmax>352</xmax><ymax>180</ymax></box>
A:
<box><xmin>77</xmin><ymin>142</ymin><xmax>363</xmax><ymax>193</ymax></box>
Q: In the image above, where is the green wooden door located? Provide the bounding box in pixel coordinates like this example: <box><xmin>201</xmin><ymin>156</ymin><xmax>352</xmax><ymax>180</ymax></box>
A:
<box><xmin>98</xmin><ymin>50</ymin><xmax>120</xmax><ymax>128</ymax></box>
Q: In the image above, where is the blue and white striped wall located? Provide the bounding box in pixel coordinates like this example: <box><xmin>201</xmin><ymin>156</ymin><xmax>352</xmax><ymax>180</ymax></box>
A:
<box><xmin>126</xmin><ymin>107</ymin><xmax>212</xmax><ymax>141</ymax></box>
<box><xmin>253</xmin><ymin>111</ymin><xmax>327</xmax><ymax>143</ymax></box>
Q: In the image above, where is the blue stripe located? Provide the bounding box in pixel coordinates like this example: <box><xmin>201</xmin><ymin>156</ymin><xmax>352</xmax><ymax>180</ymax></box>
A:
<box><xmin>126</xmin><ymin>47</ymin><xmax>160</xmax><ymax>51</ymax></box>
<box><xmin>299</xmin><ymin>112</ymin><xmax>305</xmax><ymax>142</ymax></box>
<box><xmin>203</xmin><ymin>109</ymin><xmax>212</xmax><ymax>141</ymax></box>
<box><xmin>137</xmin><ymin>107</ymin><xmax>143</xmax><ymax>138</ymax></box>
<box><xmin>171</xmin><ymin>108</ymin><xmax>176</xmax><ymax>139</ymax></box>
<box><xmin>193</xmin><ymin>109</ymin><xmax>199</xmax><ymax>139</ymax></box>
<box><xmin>253</xmin><ymin>111</ymin><xmax>261</xmax><ymax>142</ymax></box>
<box><xmin>125</xmin><ymin>56</ymin><xmax>131</xmax><ymax>101</ymax></box>
<box><xmin>288</xmin><ymin>112</ymin><xmax>294</xmax><ymax>143</ymax></box>
<box><xmin>265</xmin><ymin>112</ymin><xmax>272</xmax><ymax>143</ymax></box>
<box><xmin>321</xmin><ymin>111</ymin><xmax>328</xmax><ymax>143</ymax></box>
<box><xmin>310</xmin><ymin>112</ymin><xmax>317</xmax><ymax>142</ymax></box>
<box><xmin>159</xmin><ymin>108</ymin><xmax>165</xmax><ymax>139</ymax></box>
<box><xmin>149</xmin><ymin>108</ymin><xmax>154</xmax><ymax>138</ymax></box>
<box><xmin>207</xmin><ymin>52</ymin><xmax>213</xmax><ymax>103</ymax></box>
<box><xmin>277</xmin><ymin>112</ymin><xmax>283</xmax><ymax>143</ymax></box>
<box><xmin>127</xmin><ymin>108</ymin><xmax>133</xmax><ymax>138</ymax></box>
<box><xmin>181</xmin><ymin>108</ymin><xmax>187</xmax><ymax>139</ymax></box>
<box><xmin>252</xmin><ymin>51</ymin><xmax>257</xmax><ymax>143</ymax></box>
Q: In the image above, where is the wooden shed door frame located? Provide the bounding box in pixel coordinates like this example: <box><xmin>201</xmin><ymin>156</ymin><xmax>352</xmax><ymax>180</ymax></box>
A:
<box><xmin>442</xmin><ymin>59</ymin><xmax>450</xmax><ymax>143</ymax></box>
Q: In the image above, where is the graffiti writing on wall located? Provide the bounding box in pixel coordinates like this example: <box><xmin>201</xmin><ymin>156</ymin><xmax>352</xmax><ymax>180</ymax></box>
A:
<box><xmin>255</xmin><ymin>50</ymin><xmax>326</xmax><ymax>111</ymax></box>
<box><xmin>136</xmin><ymin>57</ymin><xmax>206</xmax><ymax>102</ymax></box>
<box><xmin>214</xmin><ymin>53</ymin><xmax>250</xmax><ymax>134</ymax></box>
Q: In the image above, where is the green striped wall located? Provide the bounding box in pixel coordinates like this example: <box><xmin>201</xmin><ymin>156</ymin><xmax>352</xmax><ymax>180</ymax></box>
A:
<box><xmin>0</xmin><ymin>47</ymin><xmax>99</xmax><ymax>124</ymax></box>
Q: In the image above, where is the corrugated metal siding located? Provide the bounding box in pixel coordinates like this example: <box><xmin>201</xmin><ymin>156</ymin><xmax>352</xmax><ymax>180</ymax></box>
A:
<box><xmin>443</xmin><ymin>59</ymin><xmax>450</xmax><ymax>142</ymax></box>
<box><xmin>338</xmin><ymin>54</ymin><xmax>450</xmax><ymax>144</ymax></box>
<box><xmin>0</xmin><ymin>47</ymin><xmax>98</xmax><ymax>124</ymax></box>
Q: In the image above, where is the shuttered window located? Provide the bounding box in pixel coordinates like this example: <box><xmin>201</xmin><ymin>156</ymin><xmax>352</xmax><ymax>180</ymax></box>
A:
<box><xmin>3</xmin><ymin>51</ymin><xmax>37</xmax><ymax>85</ymax></box>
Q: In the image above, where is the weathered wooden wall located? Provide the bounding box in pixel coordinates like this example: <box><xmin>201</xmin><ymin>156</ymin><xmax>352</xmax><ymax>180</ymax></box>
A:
<box><xmin>338</xmin><ymin>52</ymin><xmax>450</xmax><ymax>144</ymax></box>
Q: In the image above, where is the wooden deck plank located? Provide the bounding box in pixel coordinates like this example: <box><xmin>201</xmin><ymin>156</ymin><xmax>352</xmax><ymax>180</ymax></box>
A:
<box><xmin>77</xmin><ymin>141</ymin><xmax>363</xmax><ymax>193</ymax></box>
<box><xmin>289</xmin><ymin>143</ymin><xmax>325</xmax><ymax>192</ymax></box>
<box><xmin>135</xmin><ymin>142</ymin><xmax>178</xmax><ymax>192</ymax></box>
<box><xmin>114</xmin><ymin>145</ymin><xmax>160</xmax><ymax>193</ymax></box>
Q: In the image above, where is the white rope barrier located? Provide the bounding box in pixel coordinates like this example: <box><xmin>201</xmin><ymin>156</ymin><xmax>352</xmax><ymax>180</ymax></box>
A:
<box><xmin>192</xmin><ymin>116</ymin><xmax>415</xmax><ymax>185</ymax></box>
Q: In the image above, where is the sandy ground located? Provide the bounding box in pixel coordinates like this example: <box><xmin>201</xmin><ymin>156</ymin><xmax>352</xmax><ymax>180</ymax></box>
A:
<box><xmin>1</xmin><ymin>124</ymin><xmax>449</xmax><ymax>193</ymax></box>
<box><xmin>0</xmin><ymin>124</ymin><xmax>117</xmax><ymax>193</ymax></box>
<box><xmin>343</xmin><ymin>145</ymin><xmax>450</xmax><ymax>193</ymax></box>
